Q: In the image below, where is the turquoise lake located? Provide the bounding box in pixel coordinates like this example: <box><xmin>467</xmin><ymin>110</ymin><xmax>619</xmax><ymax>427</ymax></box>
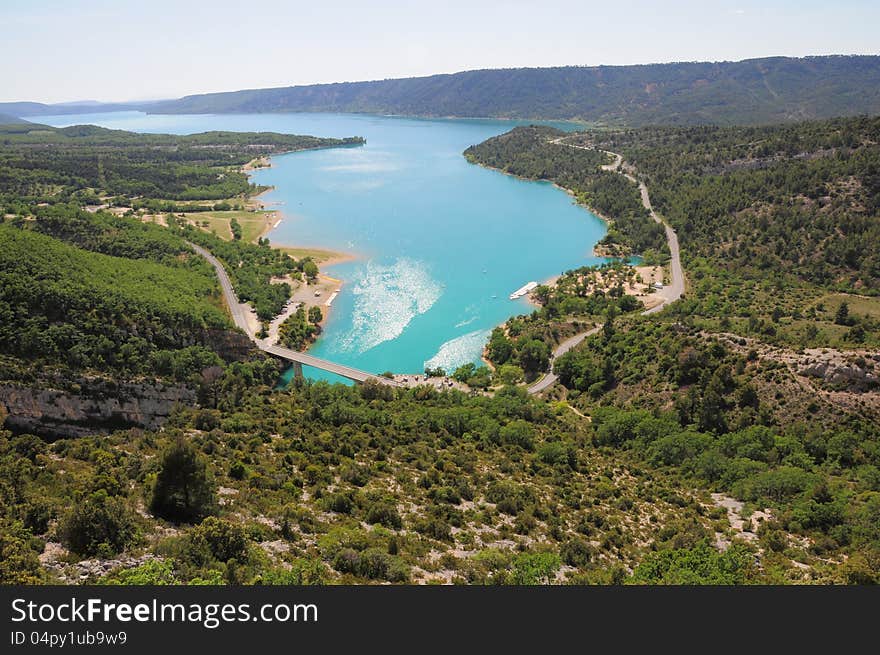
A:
<box><xmin>39</xmin><ymin>112</ymin><xmax>608</xmax><ymax>382</ymax></box>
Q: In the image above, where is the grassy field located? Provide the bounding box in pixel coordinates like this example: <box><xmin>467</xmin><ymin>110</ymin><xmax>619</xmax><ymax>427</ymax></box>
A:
<box><xmin>187</xmin><ymin>210</ymin><xmax>276</xmax><ymax>243</ymax></box>
<box><xmin>811</xmin><ymin>292</ymin><xmax>880</xmax><ymax>319</ymax></box>
<box><xmin>276</xmin><ymin>246</ymin><xmax>352</xmax><ymax>265</ymax></box>
<box><xmin>184</xmin><ymin>211</ymin><xmax>352</xmax><ymax>266</ymax></box>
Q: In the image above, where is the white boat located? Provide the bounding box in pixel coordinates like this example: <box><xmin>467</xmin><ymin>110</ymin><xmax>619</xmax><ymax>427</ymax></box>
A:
<box><xmin>509</xmin><ymin>281</ymin><xmax>538</xmax><ymax>300</ymax></box>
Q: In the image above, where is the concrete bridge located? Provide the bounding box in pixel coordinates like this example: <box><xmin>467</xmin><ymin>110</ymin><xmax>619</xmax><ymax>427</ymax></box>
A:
<box><xmin>189</xmin><ymin>242</ymin><xmax>400</xmax><ymax>386</ymax></box>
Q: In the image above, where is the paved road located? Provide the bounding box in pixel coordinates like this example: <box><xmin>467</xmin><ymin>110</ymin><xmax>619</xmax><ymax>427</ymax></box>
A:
<box><xmin>526</xmin><ymin>326</ymin><xmax>601</xmax><ymax>394</ymax></box>
<box><xmin>189</xmin><ymin>242</ymin><xmax>255</xmax><ymax>335</ymax></box>
<box><xmin>526</xmin><ymin>137</ymin><xmax>686</xmax><ymax>394</ymax></box>
<box><xmin>194</xmin><ymin>134</ymin><xmax>684</xmax><ymax>394</ymax></box>
<box><xmin>189</xmin><ymin>241</ymin><xmax>399</xmax><ymax>386</ymax></box>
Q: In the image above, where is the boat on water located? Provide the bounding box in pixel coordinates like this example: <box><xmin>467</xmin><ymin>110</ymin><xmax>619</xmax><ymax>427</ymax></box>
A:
<box><xmin>509</xmin><ymin>281</ymin><xmax>538</xmax><ymax>300</ymax></box>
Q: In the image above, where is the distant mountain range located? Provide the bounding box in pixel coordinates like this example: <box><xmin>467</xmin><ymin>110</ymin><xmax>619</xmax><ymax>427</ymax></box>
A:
<box><xmin>0</xmin><ymin>112</ymin><xmax>30</xmax><ymax>125</ymax></box>
<box><xmin>0</xmin><ymin>100</ymin><xmax>159</xmax><ymax>118</ymax></box>
<box><xmin>4</xmin><ymin>55</ymin><xmax>880</xmax><ymax>126</ymax></box>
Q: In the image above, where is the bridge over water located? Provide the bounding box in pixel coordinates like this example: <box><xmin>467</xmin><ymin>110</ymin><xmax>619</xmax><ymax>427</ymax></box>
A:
<box><xmin>189</xmin><ymin>242</ymin><xmax>400</xmax><ymax>386</ymax></box>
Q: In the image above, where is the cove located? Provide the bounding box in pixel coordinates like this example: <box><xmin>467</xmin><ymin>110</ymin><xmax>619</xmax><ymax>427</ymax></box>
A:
<box><xmin>39</xmin><ymin>111</ymin><xmax>608</xmax><ymax>382</ymax></box>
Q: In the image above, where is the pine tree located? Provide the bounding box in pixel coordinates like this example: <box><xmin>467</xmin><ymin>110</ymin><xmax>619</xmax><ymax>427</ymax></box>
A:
<box><xmin>150</xmin><ymin>438</ymin><xmax>217</xmax><ymax>523</ymax></box>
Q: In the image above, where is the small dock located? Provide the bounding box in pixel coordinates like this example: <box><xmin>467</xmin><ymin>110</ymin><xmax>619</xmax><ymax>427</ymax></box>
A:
<box><xmin>509</xmin><ymin>281</ymin><xmax>538</xmax><ymax>300</ymax></box>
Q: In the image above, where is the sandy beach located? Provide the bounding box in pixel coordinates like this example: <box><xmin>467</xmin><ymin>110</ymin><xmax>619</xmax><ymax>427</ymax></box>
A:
<box><xmin>241</xmin><ymin>155</ymin><xmax>362</xmax><ymax>334</ymax></box>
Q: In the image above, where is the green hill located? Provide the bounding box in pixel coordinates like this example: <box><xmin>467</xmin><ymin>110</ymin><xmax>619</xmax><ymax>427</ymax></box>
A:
<box><xmin>152</xmin><ymin>55</ymin><xmax>880</xmax><ymax>125</ymax></box>
<box><xmin>0</xmin><ymin>122</ymin><xmax>364</xmax><ymax>202</ymax></box>
<box><xmin>0</xmin><ymin>224</ymin><xmax>231</xmax><ymax>378</ymax></box>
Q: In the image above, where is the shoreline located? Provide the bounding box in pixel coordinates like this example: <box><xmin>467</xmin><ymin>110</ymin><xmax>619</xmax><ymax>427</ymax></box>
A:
<box><xmin>242</xmin><ymin>155</ymin><xmax>360</xmax><ymax>343</ymax></box>
<box><xmin>248</xmin><ymin>146</ymin><xmax>621</xmax><ymax>373</ymax></box>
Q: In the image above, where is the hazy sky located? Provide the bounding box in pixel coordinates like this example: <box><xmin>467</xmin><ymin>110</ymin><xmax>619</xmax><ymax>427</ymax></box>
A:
<box><xmin>3</xmin><ymin>0</ymin><xmax>878</xmax><ymax>103</ymax></box>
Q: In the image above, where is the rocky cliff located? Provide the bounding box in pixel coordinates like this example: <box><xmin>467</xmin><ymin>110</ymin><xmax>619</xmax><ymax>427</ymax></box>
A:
<box><xmin>0</xmin><ymin>377</ymin><xmax>197</xmax><ymax>439</ymax></box>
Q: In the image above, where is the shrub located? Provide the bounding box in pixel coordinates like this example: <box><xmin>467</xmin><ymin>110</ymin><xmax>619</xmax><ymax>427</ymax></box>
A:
<box><xmin>187</xmin><ymin>517</ymin><xmax>249</xmax><ymax>564</ymax></box>
<box><xmin>100</xmin><ymin>559</ymin><xmax>177</xmax><ymax>585</ymax></box>
<box><xmin>537</xmin><ymin>441</ymin><xmax>572</xmax><ymax>467</ymax></box>
<box><xmin>629</xmin><ymin>541</ymin><xmax>753</xmax><ymax>585</ymax></box>
<box><xmin>332</xmin><ymin>547</ymin><xmax>409</xmax><ymax>582</ymax></box>
<box><xmin>323</xmin><ymin>493</ymin><xmax>354</xmax><ymax>515</ymax></box>
<box><xmin>229</xmin><ymin>461</ymin><xmax>249</xmax><ymax>480</ymax></box>
<box><xmin>500</xmin><ymin>420</ymin><xmax>535</xmax><ymax>450</ymax></box>
<box><xmin>0</xmin><ymin>524</ymin><xmax>45</xmax><ymax>584</ymax></box>
<box><xmin>365</xmin><ymin>503</ymin><xmax>402</xmax><ymax>529</ymax></box>
<box><xmin>561</xmin><ymin>538</ymin><xmax>596</xmax><ymax>567</ymax></box>
<box><xmin>257</xmin><ymin>559</ymin><xmax>328</xmax><ymax>585</ymax></box>
<box><xmin>59</xmin><ymin>491</ymin><xmax>140</xmax><ymax>557</ymax></box>
<box><xmin>510</xmin><ymin>552</ymin><xmax>562</xmax><ymax>584</ymax></box>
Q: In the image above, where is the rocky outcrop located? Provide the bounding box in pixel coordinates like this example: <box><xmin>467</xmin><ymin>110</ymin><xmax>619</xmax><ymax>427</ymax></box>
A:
<box><xmin>0</xmin><ymin>377</ymin><xmax>196</xmax><ymax>439</ymax></box>
<box><xmin>39</xmin><ymin>542</ymin><xmax>160</xmax><ymax>583</ymax></box>
<box><xmin>799</xmin><ymin>354</ymin><xmax>880</xmax><ymax>391</ymax></box>
<box><xmin>0</xmin><ymin>327</ymin><xmax>259</xmax><ymax>439</ymax></box>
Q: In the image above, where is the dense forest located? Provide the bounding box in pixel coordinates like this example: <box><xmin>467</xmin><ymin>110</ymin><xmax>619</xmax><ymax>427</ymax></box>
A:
<box><xmin>0</xmin><ymin>123</ymin><xmax>363</xmax><ymax>203</ymax></box>
<box><xmin>0</xmin><ymin>224</ymin><xmax>230</xmax><ymax>379</ymax></box>
<box><xmin>142</xmin><ymin>56</ymin><xmax>880</xmax><ymax>126</ymax></box>
<box><xmin>585</xmin><ymin>116</ymin><xmax>880</xmax><ymax>293</ymax></box>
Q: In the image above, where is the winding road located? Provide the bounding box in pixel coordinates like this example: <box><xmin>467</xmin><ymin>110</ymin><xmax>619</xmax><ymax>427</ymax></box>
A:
<box><xmin>188</xmin><ymin>242</ymin><xmax>400</xmax><ymax>386</ymax></box>
<box><xmin>193</xmin><ymin>134</ymin><xmax>680</xmax><ymax>394</ymax></box>
<box><xmin>526</xmin><ymin>138</ymin><xmax>685</xmax><ymax>394</ymax></box>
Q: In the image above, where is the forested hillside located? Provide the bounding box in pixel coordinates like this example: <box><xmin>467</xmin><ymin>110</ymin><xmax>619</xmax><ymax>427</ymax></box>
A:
<box><xmin>0</xmin><ymin>123</ymin><xmax>363</xmax><ymax>203</ymax></box>
<box><xmin>590</xmin><ymin>116</ymin><xmax>880</xmax><ymax>293</ymax></box>
<box><xmin>0</xmin><ymin>224</ymin><xmax>229</xmax><ymax>378</ymax></box>
<box><xmin>458</xmin><ymin>115</ymin><xmax>880</xmax><ymax>584</ymax></box>
<box><xmin>0</xmin><ymin>113</ymin><xmax>28</xmax><ymax>125</ymax></box>
<box><xmin>150</xmin><ymin>56</ymin><xmax>880</xmax><ymax>126</ymax></box>
<box><xmin>465</xmin><ymin>126</ymin><xmax>667</xmax><ymax>259</ymax></box>
<box><xmin>0</xmin><ymin>124</ymin><xmax>365</xmax><ymax>439</ymax></box>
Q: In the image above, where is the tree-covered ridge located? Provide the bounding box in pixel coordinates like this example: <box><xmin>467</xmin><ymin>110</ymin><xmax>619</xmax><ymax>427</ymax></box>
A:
<box><xmin>28</xmin><ymin>202</ymin><xmax>200</xmax><ymax>264</ymax></box>
<box><xmin>465</xmin><ymin>126</ymin><xmax>667</xmax><ymax>257</ymax></box>
<box><xmin>150</xmin><ymin>56</ymin><xmax>880</xmax><ymax>126</ymax></box>
<box><xmin>584</xmin><ymin>116</ymin><xmax>880</xmax><ymax>293</ymax></box>
<box><xmin>0</xmin><ymin>224</ymin><xmax>231</xmax><ymax>379</ymax></box>
<box><xmin>0</xmin><ymin>113</ymin><xmax>29</xmax><ymax>125</ymax></box>
<box><xmin>0</xmin><ymin>123</ymin><xmax>364</xmax><ymax>202</ymax></box>
<box><xmin>15</xmin><ymin>201</ymin><xmax>304</xmax><ymax>326</ymax></box>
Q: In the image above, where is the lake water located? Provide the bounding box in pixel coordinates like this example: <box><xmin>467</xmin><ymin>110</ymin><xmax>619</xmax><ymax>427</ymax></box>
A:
<box><xmin>39</xmin><ymin>111</ymin><xmax>608</xmax><ymax>381</ymax></box>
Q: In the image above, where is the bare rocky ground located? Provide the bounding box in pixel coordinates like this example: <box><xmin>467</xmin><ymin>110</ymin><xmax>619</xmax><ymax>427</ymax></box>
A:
<box><xmin>39</xmin><ymin>541</ymin><xmax>160</xmax><ymax>584</ymax></box>
<box><xmin>711</xmin><ymin>493</ymin><xmax>772</xmax><ymax>550</ymax></box>
<box><xmin>707</xmin><ymin>331</ymin><xmax>880</xmax><ymax>416</ymax></box>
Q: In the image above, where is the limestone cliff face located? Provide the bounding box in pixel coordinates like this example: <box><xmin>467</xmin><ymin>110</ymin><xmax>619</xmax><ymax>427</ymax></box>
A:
<box><xmin>0</xmin><ymin>329</ymin><xmax>259</xmax><ymax>439</ymax></box>
<box><xmin>0</xmin><ymin>378</ymin><xmax>197</xmax><ymax>439</ymax></box>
